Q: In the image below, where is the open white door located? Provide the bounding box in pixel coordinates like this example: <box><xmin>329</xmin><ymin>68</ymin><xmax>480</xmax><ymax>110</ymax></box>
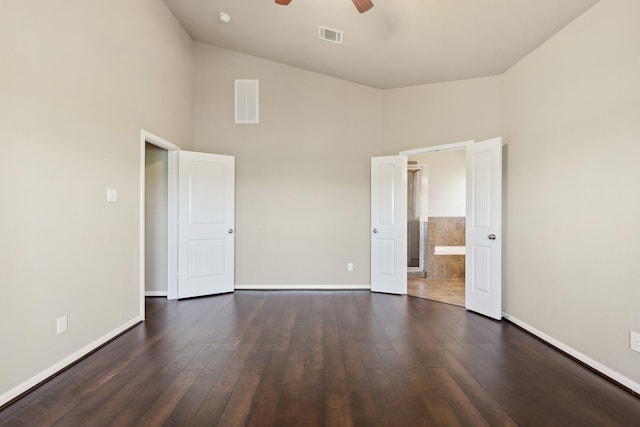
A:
<box><xmin>465</xmin><ymin>138</ymin><xmax>502</xmax><ymax>319</ymax></box>
<box><xmin>178</xmin><ymin>151</ymin><xmax>235</xmax><ymax>299</ymax></box>
<box><xmin>371</xmin><ymin>156</ymin><xmax>407</xmax><ymax>294</ymax></box>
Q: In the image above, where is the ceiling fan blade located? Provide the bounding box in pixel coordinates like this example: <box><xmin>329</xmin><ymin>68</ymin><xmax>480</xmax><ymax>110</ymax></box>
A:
<box><xmin>275</xmin><ymin>0</ymin><xmax>293</xmax><ymax>5</ymax></box>
<box><xmin>352</xmin><ymin>0</ymin><xmax>374</xmax><ymax>13</ymax></box>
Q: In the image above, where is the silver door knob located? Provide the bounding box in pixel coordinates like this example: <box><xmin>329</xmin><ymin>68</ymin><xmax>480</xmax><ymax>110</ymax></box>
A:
<box><xmin>228</xmin><ymin>228</ymin><xmax>234</xmax><ymax>234</ymax></box>
<box><xmin>372</xmin><ymin>228</ymin><xmax>378</xmax><ymax>234</ymax></box>
<box><xmin>488</xmin><ymin>234</ymin><xmax>496</xmax><ymax>240</ymax></box>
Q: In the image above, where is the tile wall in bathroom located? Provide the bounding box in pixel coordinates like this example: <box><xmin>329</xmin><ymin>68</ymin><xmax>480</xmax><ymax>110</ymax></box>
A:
<box><xmin>427</xmin><ymin>217</ymin><xmax>465</xmax><ymax>279</ymax></box>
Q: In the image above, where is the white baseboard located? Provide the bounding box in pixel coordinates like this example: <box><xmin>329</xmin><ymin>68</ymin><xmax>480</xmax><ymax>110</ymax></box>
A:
<box><xmin>145</xmin><ymin>291</ymin><xmax>167</xmax><ymax>297</ymax></box>
<box><xmin>234</xmin><ymin>284</ymin><xmax>371</xmax><ymax>290</ymax></box>
<box><xmin>0</xmin><ymin>315</ymin><xmax>143</xmax><ymax>408</ymax></box>
<box><xmin>503</xmin><ymin>313</ymin><xmax>640</xmax><ymax>395</ymax></box>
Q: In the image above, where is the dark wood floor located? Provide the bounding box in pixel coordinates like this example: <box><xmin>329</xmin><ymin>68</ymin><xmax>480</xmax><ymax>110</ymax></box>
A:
<box><xmin>2</xmin><ymin>291</ymin><xmax>639</xmax><ymax>426</ymax></box>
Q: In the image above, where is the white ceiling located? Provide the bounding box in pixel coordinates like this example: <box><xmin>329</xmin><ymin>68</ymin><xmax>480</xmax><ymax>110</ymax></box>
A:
<box><xmin>162</xmin><ymin>0</ymin><xmax>598</xmax><ymax>89</ymax></box>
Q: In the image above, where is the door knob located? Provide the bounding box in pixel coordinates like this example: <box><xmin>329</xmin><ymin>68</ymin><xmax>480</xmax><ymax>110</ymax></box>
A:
<box><xmin>228</xmin><ymin>228</ymin><xmax>234</xmax><ymax>234</ymax></box>
<box><xmin>488</xmin><ymin>234</ymin><xmax>496</xmax><ymax>240</ymax></box>
<box><xmin>373</xmin><ymin>228</ymin><xmax>378</xmax><ymax>234</ymax></box>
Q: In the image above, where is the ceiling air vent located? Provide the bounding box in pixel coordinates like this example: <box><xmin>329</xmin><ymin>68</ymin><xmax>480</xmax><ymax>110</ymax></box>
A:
<box><xmin>319</xmin><ymin>26</ymin><xmax>343</xmax><ymax>45</ymax></box>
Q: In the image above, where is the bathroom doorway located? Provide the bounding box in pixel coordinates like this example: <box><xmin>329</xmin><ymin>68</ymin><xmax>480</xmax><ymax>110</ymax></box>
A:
<box><xmin>406</xmin><ymin>149</ymin><xmax>466</xmax><ymax>306</ymax></box>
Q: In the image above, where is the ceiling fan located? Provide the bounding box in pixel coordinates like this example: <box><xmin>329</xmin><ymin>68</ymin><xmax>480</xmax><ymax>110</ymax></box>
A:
<box><xmin>275</xmin><ymin>0</ymin><xmax>374</xmax><ymax>14</ymax></box>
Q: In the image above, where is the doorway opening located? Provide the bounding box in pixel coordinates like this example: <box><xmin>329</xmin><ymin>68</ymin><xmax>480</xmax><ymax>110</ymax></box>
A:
<box><xmin>144</xmin><ymin>142</ymin><xmax>169</xmax><ymax>298</ymax></box>
<box><xmin>139</xmin><ymin>130</ymin><xmax>180</xmax><ymax>317</ymax></box>
<box><xmin>404</xmin><ymin>146</ymin><xmax>467</xmax><ymax>307</ymax></box>
<box><xmin>371</xmin><ymin>138</ymin><xmax>502</xmax><ymax>318</ymax></box>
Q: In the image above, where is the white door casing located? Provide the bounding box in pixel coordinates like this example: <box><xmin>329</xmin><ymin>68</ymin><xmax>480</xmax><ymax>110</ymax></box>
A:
<box><xmin>178</xmin><ymin>151</ymin><xmax>235</xmax><ymax>299</ymax></box>
<box><xmin>465</xmin><ymin>138</ymin><xmax>502</xmax><ymax>319</ymax></box>
<box><xmin>371</xmin><ymin>155</ymin><xmax>407</xmax><ymax>294</ymax></box>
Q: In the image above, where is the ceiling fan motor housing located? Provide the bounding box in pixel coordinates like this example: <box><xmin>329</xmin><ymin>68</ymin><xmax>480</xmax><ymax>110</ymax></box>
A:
<box><xmin>275</xmin><ymin>0</ymin><xmax>374</xmax><ymax>14</ymax></box>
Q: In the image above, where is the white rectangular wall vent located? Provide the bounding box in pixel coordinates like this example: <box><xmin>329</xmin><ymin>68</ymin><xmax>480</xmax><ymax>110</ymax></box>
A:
<box><xmin>234</xmin><ymin>79</ymin><xmax>259</xmax><ymax>124</ymax></box>
<box><xmin>319</xmin><ymin>26</ymin><xmax>343</xmax><ymax>44</ymax></box>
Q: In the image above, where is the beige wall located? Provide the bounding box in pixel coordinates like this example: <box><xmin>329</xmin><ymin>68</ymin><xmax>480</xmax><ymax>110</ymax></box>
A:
<box><xmin>382</xmin><ymin>76</ymin><xmax>502</xmax><ymax>153</ymax></box>
<box><xmin>191</xmin><ymin>44</ymin><xmax>502</xmax><ymax>286</ymax></box>
<box><xmin>145</xmin><ymin>144</ymin><xmax>169</xmax><ymax>294</ymax></box>
<box><xmin>192</xmin><ymin>43</ymin><xmax>384</xmax><ymax>286</ymax></box>
<box><xmin>0</xmin><ymin>0</ymin><xmax>193</xmax><ymax>400</ymax></box>
<box><xmin>502</xmin><ymin>0</ymin><xmax>640</xmax><ymax>385</ymax></box>
<box><xmin>194</xmin><ymin>43</ymin><xmax>500</xmax><ymax>286</ymax></box>
<box><xmin>411</xmin><ymin>150</ymin><xmax>466</xmax><ymax>217</ymax></box>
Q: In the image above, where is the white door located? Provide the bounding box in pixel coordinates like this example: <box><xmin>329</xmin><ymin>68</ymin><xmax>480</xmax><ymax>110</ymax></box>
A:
<box><xmin>178</xmin><ymin>151</ymin><xmax>235</xmax><ymax>299</ymax></box>
<box><xmin>371</xmin><ymin>156</ymin><xmax>407</xmax><ymax>294</ymax></box>
<box><xmin>465</xmin><ymin>138</ymin><xmax>502</xmax><ymax>319</ymax></box>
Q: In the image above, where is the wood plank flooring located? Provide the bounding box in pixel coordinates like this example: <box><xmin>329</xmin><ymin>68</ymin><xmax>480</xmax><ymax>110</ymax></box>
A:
<box><xmin>2</xmin><ymin>291</ymin><xmax>639</xmax><ymax>426</ymax></box>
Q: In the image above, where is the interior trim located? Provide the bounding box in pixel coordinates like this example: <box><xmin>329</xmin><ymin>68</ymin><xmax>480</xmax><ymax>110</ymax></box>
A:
<box><xmin>0</xmin><ymin>316</ymin><xmax>143</xmax><ymax>409</ymax></box>
<box><xmin>503</xmin><ymin>313</ymin><xmax>640</xmax><ymax>396</ymax></box>
<box><xmin>235</xmin><ymin>284</ymin><xmax>371</xmax><ymax>290</ymax></box>
<box><xmin>145</xmin><ymin>291</ymin><xmax>168</xmax><ymax>297</ymax></box>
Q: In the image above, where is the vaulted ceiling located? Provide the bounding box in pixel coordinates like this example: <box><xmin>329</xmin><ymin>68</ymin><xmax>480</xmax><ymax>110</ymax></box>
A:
<box><xmin>163</xmin><ymin>0</ymin><xmax>599</xmax><ymax>89</ymax></box>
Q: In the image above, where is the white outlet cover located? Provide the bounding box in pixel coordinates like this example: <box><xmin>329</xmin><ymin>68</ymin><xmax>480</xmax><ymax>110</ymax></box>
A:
<box><xmin>347</xmin><ymin>263</ymin><xmax>354</xmax><ymax>272</ymax></box>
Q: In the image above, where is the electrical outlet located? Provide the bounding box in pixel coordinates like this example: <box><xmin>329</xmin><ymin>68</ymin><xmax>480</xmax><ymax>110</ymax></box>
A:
<box><xmin>630</xmin><ymin>330</ymin><xmax>640</xmax><ymax>353</ymax></box>
<box><xmin>347</xmin><ymin>263</ymin><xmax>354</xmax><ymax>272</ymax></box>
<box><xmin>57</xmin><ymin>315</ymin><xmax>68</xmax><ymax>335</ymax></box>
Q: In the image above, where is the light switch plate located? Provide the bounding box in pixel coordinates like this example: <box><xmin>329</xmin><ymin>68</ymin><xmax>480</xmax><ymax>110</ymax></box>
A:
<box><xmin>630</xmin><ymin>330</ymin><xmax>640</xmax><ymax>353</ymax></box>
<box><xmin>107</xmin><ymin>188</ymin><xmax>118</xmax><ymax>203</ymax></box>
<box><xmin>57</xmin><ymin>315</ymin><xmax>68</xmax><ymax>335</ymax></box>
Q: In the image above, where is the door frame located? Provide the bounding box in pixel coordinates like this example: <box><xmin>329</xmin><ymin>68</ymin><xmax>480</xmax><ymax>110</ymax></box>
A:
<box><xmin>139</xmin><ymin>130</ymin><xmax>180</xmax><ymax>319</ymax></box>
<box><xmin>399</xmin><ymin>140</ymin><xmax>473</xmax><ymax>300</ymax></box>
